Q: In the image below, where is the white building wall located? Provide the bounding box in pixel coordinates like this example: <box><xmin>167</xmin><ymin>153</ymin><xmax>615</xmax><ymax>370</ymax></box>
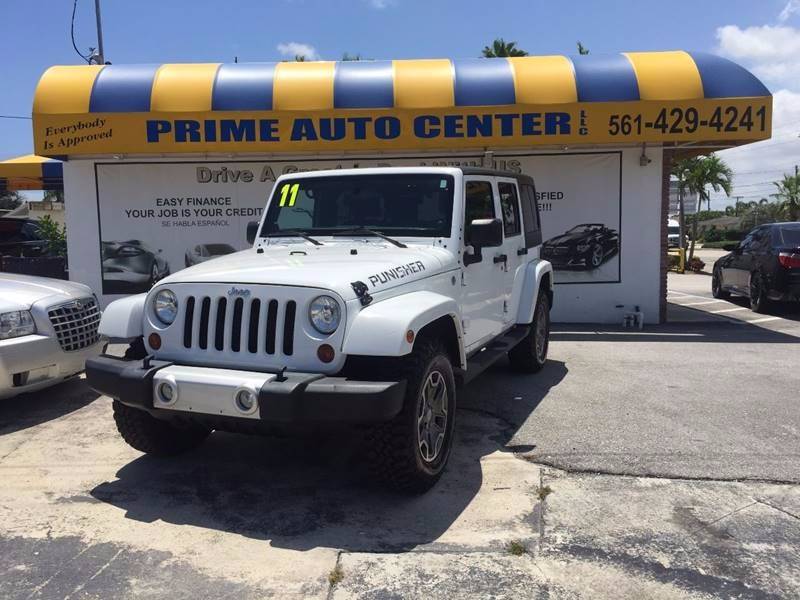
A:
<box><xmin>63</xmin><ymin>146</ymin><xmax>663</xmax><ymax>324</ymax></box>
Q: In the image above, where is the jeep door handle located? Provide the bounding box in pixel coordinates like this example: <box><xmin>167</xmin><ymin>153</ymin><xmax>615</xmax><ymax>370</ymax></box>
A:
<box><xmin>493</xmin><ymin>254</ymin><xmax>508</xmax><ymax>265</ymax></box>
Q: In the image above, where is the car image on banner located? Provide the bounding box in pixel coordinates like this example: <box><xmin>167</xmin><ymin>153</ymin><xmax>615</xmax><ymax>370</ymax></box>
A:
<box><xmin>102</xmin><ymin>239</ymin><xmax>170</xmax><ymax>294</ymax></box>
<box><xmin>542</xmin><ymin>223</ymin><xmax>619</xmax><ymax>271</ymax></box>
<box><xmin>184</xmin><ymin>243</ymin><xmax>236</xmax><ymax>267</ymax></box>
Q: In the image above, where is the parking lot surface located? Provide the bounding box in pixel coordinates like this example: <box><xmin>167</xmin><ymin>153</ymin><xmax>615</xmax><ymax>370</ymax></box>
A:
<box><xmin>1</xmin><ymin>300</ymin><xmax>798</xmax><ymax>598</ymax></box>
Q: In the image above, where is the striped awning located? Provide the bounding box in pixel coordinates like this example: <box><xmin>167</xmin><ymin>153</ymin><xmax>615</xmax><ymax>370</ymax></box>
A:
<box><xmin>32</xmin><ymin>51</ymin><xmax>772</xmax><ymax>157</ymax></box>
<box><xmin>0</xmin><ymin>155</ymin><xmax>63</xmax><ymax>192</ymax></box>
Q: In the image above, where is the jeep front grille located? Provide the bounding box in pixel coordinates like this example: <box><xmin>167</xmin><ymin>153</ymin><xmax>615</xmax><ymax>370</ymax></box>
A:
<box><xmin>182</xmin><ymin>295</ymin><xmax>296</xmax><ymax>356</ymax></box>
<box><xmin>48</xmin><ymin>297</ymin><xmax>101</xmax><ymax>352</ymax></box>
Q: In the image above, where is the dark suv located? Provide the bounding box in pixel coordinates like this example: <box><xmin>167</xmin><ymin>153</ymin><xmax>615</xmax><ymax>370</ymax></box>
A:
<box><xmin>0</xmin><ymin>218</ymin><xmax>47</xmax><ymax>257</ymax></box>
<box><xmin>712</xmin><ymin>222</ymin><xmax>800</xmax><ymax>312</ymax></box>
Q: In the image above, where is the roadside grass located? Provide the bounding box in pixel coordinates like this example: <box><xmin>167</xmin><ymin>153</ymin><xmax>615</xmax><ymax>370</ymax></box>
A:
<box><xmin>506</xmin><ymin>540</ymin><xmax>528</xmax><ymax>556</ymax></box>
<box><xmin>536</xmin><ymin>484</ymin><xmax>553</xmax><ymax>501</ymax></box>
<box><xmin>328</xmin><ymin>564</ymin><xmax>344</xmax><ymax>586</ymax></box>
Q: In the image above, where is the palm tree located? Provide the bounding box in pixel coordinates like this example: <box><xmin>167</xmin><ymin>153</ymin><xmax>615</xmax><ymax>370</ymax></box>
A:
<box><xmin>671</xmin><ymin>157</ymin><xmax>701</xmax><ymax>254</ymax></box>
<box><xmin>684</xmin><ymin>155</ymin><xmax>733</xmax><ymax>262</ymax></box>
<box><xmin>482</xmin><ymin>39</ymin><xmax>528</xmax><ymax>58</ymax></box>
<box><xmin>577</xmin><ymin>41</ymin><xmax>590</xmax><ymax>55</ymax></box>
<box><xmin>772</xmin><ymin>170</ymin><xmax>800</xmax><ymax>221</ymax></box>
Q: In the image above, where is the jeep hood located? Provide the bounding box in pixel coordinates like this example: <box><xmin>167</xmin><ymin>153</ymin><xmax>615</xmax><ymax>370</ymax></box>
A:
<box><xmin>157</xmin><ymin>242</ymin><xmax>453</xmax><ymax>300</ymax></box>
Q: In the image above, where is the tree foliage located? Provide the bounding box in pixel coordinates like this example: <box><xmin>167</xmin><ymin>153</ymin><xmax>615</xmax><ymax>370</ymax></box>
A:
<box><xmin>481</xmin><ymin>39</ymin><xmax>528</xmax><ymax>58</ymax></box>
<box><xmin>772</xmin><ymin>171</ymin><xmax>800</xmax><ymax>221</ymax></box>
<box><xmin>35</xmin><ymin>215</ymin><xmax>67</xmax><ymax>257</ymax></box>
<box><xmin>672</xmin><ymin>155</ymin><xmax>733</xmax><ymax>261</ymax></box>
<box><xmin>577</xmin><ymin>41</ymin><xmax>589</xmax><ymax>55</ymax></box>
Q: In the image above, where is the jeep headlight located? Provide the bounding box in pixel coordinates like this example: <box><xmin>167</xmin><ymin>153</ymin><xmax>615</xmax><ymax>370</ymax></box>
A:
<box><xmin>309</xmin><ymin>295</ymin><xmax>340</xmax><ymax>334</ymax></box>
<box><xmin>153</xmin><ymin>289</ymin><xmax>178</xmax><ymax>325</ymax></box>
<box><xmin>0</xmin><ymin>310</ymin><xmax>36</xmax><ymax>340</ymax></box>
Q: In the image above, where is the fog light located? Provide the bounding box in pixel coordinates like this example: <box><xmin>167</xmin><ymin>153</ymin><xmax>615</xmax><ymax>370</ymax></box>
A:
<box><xmin>234</xmin><ymin>388</ymin><xmax>258</xmax><ymax>414</ymax></box>
<box><xmin>157</xmin><ymin>381</ymin><xmax>176</xmax><ymax>405</ymax></box>
<box><xmin>317</xmin><ymin>344</ymin><xmax>335</xmax><ymax>363</ymax></box>
<box><xmin>148</xmin><ymin>333</ymin><xmax>162</xmax><ymax>350</ymax></box>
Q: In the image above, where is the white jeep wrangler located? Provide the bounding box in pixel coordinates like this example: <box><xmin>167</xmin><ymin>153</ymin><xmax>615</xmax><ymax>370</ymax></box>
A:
<box><xmin>87</xmin><ymin>167</ymin><xmax>553</xmax><ymax>492</ymax></box>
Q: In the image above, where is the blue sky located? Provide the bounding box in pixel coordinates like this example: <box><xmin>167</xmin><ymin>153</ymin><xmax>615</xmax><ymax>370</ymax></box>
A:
<box><xmin>2</xmin><ymin>0</ymin><xmax>799</xmax><ymax>206</ymax></box>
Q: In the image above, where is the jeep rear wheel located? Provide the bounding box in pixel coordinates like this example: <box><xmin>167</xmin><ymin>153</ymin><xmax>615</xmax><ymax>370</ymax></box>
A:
<box><xmin>508</xmin><ymin>292</ymin><xmax>550</xmax><ymax>373</ymax></box>
<box><xmin>113</xmin><ymin>400</ymin><xmax>211</xmax><ymax>457</ymax></box>
<box><xmin>366</xmin><ymin>339</ymin><xmax>456</xmax><ymax>494</ymax></box>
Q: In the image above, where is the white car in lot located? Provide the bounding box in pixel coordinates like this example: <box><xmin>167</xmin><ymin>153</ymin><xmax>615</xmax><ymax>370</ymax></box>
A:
<box><xmin>0</xmin><ymin>274</ymin><xmax>104</xmax><ymax>399</ymax></box>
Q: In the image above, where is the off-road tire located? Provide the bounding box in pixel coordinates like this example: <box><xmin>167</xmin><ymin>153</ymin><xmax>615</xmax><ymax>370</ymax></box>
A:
<box><xmin>711</xmin><ymin>269</ymin><xmax>730</xmax><ymax>299</ymax></box>
<box><xmin>113</xmin><ymin>400</ymin><xmax>210</xmax><ymax>457</ymax></box>
<box><xmin>749</xmin><ymin>272</ymin><xmax>770</xmax><ymax>313</ymax></box>
<box><xmin>508</xmin><ymin>292</ymin><xmax>550</xmax><ymax>373</ymax></box>
<box><xmin>366</xmin><ymin>339</ymin><xmax>456</xmax><ymax>494</ymax></box>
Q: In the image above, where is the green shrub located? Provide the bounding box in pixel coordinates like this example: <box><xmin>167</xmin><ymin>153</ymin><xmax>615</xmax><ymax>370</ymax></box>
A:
<box><xmin>667</xmin><ymin>253</ymin><xmax>681</xmax><ymax>271</ymax></box>
<box><xmin>687</xmin><ymin>257</ymin><xmax>705</xmax><ymax>272</ymax></box>
<box><xmin>36</xmin><ymin>215</ymin><xmax>67</xmax><ymax>257</ymax></box>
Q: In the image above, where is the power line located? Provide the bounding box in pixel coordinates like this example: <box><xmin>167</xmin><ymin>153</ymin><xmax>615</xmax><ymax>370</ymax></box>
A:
<box><xmin>71</xmin><ymin>0</ymin><xmax>91</xmax><ymax>64</ymax></box>
<box><xmin>0</xmin><ymin>115</ymin><xmax>31</xmax><ymax>120</ymax></box>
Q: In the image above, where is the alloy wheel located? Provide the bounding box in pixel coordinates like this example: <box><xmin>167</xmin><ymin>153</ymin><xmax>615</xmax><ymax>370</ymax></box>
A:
<box><xmin>417</xmin><ymin>370</ymin><xmax>448</xmax><ymax>463</ymax></box>
<box><xmin>591</xmin><ymin>245</ymin><xmax>603</xmax><ymax>267</ymax></box>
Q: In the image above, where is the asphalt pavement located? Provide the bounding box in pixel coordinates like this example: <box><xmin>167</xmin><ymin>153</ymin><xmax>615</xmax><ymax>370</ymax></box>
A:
<box><xmin>0</xmin><ymin>284</ymin><xmax>798</xmax><ymax>598</ymax></box>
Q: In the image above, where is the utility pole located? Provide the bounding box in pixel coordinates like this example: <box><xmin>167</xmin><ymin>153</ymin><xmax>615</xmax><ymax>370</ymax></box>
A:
<box><xmin>93</xmin><ymin>0</ymin><xmax>105</xmax><ymax>64</ymax></box>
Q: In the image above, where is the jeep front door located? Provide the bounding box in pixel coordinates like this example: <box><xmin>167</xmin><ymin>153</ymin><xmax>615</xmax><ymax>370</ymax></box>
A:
<box><xmin>461</xmin><ymin>178</ymin><xmax>506</xmax><ymax>351</ymax></box>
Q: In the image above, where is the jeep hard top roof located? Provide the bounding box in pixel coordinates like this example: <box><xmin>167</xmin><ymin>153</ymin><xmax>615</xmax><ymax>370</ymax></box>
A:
<box><xmin>276</xmin><ymin>166</ymin><xmax>535</xmax><ymax>186</ymax></box>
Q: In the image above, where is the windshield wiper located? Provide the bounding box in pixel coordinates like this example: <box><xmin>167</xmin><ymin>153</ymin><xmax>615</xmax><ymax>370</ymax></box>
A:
<box><xmin>331</xmin><ymin>227</ymin><xmax>407</xmax><ymax>248</ymax></box>
<box><xmin>263</xmin><ymin>230</ymin><xmax>323</xmax><ymax>246</ymax></box>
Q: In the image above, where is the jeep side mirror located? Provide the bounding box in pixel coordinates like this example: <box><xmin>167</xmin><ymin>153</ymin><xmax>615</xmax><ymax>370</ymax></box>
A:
<box><xmin>468</xmin><ymin>218</ymin><xmax>503</xmax><ymax>248</ymax></box>
<box><xmin>246</xmin><ymin>221</ymin><xmax>259</xmax><ymax>245</ymax></box>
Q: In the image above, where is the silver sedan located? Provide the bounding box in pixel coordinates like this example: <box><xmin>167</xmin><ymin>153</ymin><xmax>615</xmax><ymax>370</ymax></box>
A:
<box><xmin>0</xmin><ymin>274</ymin><xmax>104</xmax><ymax>400</ymax></box>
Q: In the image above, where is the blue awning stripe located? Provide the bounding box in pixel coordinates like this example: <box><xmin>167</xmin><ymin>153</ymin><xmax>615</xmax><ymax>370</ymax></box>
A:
<box><xmin>211</xmin><ymin>63</ymin><xmax>277</xmax><ymax>111</ymax></box>
<box><xmin>333</xmin><ymin>61</ymin><xmax>394</xmax><ymax>109</ymax></box>
<box><xmin>571</xmin><ymin>54</ymin><xmax>640</xmax><ymax>102</ymax></box>
<box><xmin>41</xmin><ymin>161</ymin><xmax>63</xmax><ymax>180</ymax></box>
<box><xmin>89</xmin><ymin>64</ymin><xmax>159</xmax><ymax>112</ymax></box>
<box><xmin>453</xmin><ymin>59</ymin><xmax>516</xmax><ymax>106</ymax></box>
<box><xmin>688</xmin><ymin>52</ymin><xmax>771</xmax><ymax>99</ymax></box>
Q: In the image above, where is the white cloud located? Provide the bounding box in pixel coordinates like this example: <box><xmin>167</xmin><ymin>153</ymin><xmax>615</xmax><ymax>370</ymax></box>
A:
<box><xmin>710</xmin><ymin>17</ymin><xmax>800</xmax><ymax>209</ymax></box>
<box><xmin>779</xmin><ymin>0</ymin><xmax>800</xmax><ymax>21</ymax></box>
<box><xmin>711</xmin><ymin>90</ymin><xmax>800</xmax><ymax>208</ymax></box>
<box><xmin>276</xmin><ymin>42</ymin><xmax>319</xmax><ymax>60</ymax></box>
<box><xmin>365</xmin><ymin>0</ymin><xmax>395</xmax><ymax>7</ymax></box>
<box><xmin>716</xmin><ymin>24</ymin><xmax>800</xmax><ymax>89</ymax></box>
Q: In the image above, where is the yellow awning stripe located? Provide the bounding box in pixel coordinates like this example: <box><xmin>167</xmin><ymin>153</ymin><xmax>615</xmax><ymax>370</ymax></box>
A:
<box><xmin>150</xmin><ymin>63</ymin><xmax>220</xmax><ymax>112</ymax></box>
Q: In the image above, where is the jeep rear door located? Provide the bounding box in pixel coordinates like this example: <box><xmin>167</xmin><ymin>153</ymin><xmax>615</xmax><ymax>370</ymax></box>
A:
<box><xmin>461</xmin><ymin>177</ymin><xmax>505</xmax><ymax>350</ymax></box>
<box><xmin>496</xmin><ymin>178</ymin><xmax>526</xmax><ymax>326</ymax></box>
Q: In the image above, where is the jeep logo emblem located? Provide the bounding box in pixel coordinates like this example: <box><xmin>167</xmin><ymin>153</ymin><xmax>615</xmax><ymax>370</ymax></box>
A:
<box><xmin>227</xmin><ymin>287</ymin><xmax>251</xmax><ymax>297</ymax></box>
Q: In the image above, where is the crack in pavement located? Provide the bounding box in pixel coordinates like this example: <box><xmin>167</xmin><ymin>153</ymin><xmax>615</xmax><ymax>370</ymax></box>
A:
<box><xmin>522</xmin><ymin>456</ymin><xmax>800</xmax><ymax>486</ymax></box>
<box><xmin>754</xmin><ymin>498</ymin><xmax>800</xmax><ymax>521</ymax></box>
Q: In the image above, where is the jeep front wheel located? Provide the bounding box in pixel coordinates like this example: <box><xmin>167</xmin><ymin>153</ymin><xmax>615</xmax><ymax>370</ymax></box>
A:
<box><xmin>113</xmin><ymin>401</ymin><xmax>211</xmax><ymax>457</ymax></box>
<box><xmin>508</xmin><ymin>292</ymin><xmax>550</xmax><ymax>373</ymax></box>
<box><xmin>366</xmin><ymin>339</ymin><xmax>456</xmax><ymax>493</ymax></box>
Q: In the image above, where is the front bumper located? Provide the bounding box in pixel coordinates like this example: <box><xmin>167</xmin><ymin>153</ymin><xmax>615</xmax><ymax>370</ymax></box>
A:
<box><xmin>0</xmin><ymin>334</ymin><xmax>104</xmax><ymax>400</ymax></box>
<box><xmin>85</xmin><ymin>355</ymin><xmax>406</xmax><ymax>424</ymax></box>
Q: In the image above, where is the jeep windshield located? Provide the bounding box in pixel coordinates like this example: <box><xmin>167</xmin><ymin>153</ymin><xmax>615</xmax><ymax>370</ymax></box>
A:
<box><xmin>261</xmin><ymin>174</ymin><xmax>454</xmax><ymax>239</ymax></box>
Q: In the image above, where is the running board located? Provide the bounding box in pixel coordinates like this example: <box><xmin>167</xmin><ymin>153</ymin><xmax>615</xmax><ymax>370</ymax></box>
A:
<box><xmin>462</xmin><ymin>326</ymin><xmax>530</xmax><ymax>384</ymax></box>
